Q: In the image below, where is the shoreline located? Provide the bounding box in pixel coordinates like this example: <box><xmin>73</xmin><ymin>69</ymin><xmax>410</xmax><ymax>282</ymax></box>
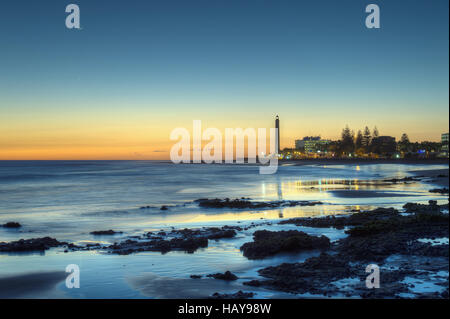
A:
<box><xmin>1</xmin><ymin>199</ymin><xmax>448</xmax><ymax>299</ymax></box>
<box><xmin>0</xmin><ymin>158</ymin><xmax>448</xmax><ymax>165</ymax></box>
<box><xmin>281</xmin><ymin>158</ymin><xmax>449</xmax><ymax>166</ymax></box>
<box><xmin>409</xmin><ymin>168</ymin><xmax>449</xmax><ymax>188</ymax></box>
<box><xmin>0</xmin><ymin>163</ymin><xmax>448</xmax><ymax>299</ymax></box>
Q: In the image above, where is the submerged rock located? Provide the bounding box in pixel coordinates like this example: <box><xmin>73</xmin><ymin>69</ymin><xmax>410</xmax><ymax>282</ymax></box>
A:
<box><xmin>169</xmin><ymin>226</ymin><xmax>239</xmax><ymax>240</ymax></box>
<box><xmin>403</xmin><ymin>201</ymin><xmax>443</xmax><ymax>213</ymax></box>
<box><xmin>338</xmin><ymin>207</ymin><xmax>449</xmax><ymax>261</ymax></box>
<box><xmin>243</xmin><ymin>280</ymin><xmax>262</xmax><ymax>287</ymax></box>
<box><xmin>206</xmin><ymin>271</ymin><xmax>238</xmax><ymax>281</ymax></box>
<box><xmin>257</xmin><ymin>253</ymin><xmax>352</xmax><ymax>294</ymax></box>
<box><xmin>90</xmin><ymin>230</ymin><xmax>123</xmax><ymax>235</ymax></box>
<box><xmin>1</xmin><ymin>222</ymin><xmax>22</xmax><ymax>228</ymax></box>
<box><xmin>139</xmin><ymin>205</ymin><xmax>154</xmax><ymax>209</ymax></box>
<box><xmin>108</xmin><ymin>236</ymin><xmax>208</xmax><ymax>255</ymax></box>
<box><xmin>429</xmin><ymin>188</ymin><xmax>449</xmax><ymax>194</ymax></box>
<box><xmin>106</xmin><ymin>225</ymin><xmax>241</xmax><ymax>255</ymax></box>
<box><xmin>252</xmin><ymin>201</ymin><xmax>449</xmax><ymax>298</ymax></box>
<box><xmin>0</xmin><ymin>237</ymin><xmax>65</xmax><ymax>252</ymax></box>
<box><xmin>240</xmin><ymin>230</ymin><xmax>330</xmax><ymax>259</ymax></box>
<box><xmin>255</xmin><ymin>252</ymin><xmax>425</xmax><ymax>298</ymax></box>
<box><xmin>210</xmin><ymin>290</ymin><xmax>254</xmax><ymax>299</ymax></box>
<box><xmin>345</xmin><ymin>210</ymin><xmax>448</xmax><ymax>238</ymax></box>
<box><xmin>280</xmin><ymin>207</ymin><xmax>399</xmax><ymax>229</ymax></box>
<box><xmin>383</xmin><ymin>176</ymin><xmax>421</xmax><ymax>183</ymax></box>
<box><xmin>194</xmin><ymin>198</ymin><xmax>322</xmax><ymax>209</ymax></box>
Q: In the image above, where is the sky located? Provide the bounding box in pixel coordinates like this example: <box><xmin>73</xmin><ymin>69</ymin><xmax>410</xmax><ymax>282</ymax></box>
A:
<box><xmin>0</xmin><ymin>0</ymin><xmax>448</xmax><ymax>160</ymax></box>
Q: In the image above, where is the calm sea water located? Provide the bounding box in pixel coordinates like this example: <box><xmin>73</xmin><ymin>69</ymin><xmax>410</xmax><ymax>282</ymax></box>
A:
<box><xmin>0</xmin><ymin>161</ymin><xmax>447</xmax><ymax>242</ymax></box>
<box><xmin>0</xmin><ymin>161</ymin><xmax>447</xmax><ymax>298</ymax></box>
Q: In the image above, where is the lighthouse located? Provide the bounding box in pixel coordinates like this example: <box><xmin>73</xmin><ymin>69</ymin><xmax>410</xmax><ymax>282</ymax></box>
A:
<box><xmin>275</xmin><ymin>115</ymin><xmax>280</xmax><ymax>154</ymax></box>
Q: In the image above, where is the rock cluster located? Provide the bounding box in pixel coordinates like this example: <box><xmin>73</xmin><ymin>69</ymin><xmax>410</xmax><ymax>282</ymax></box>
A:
<box><xmin>240</xmin><ymin>230</ymin><xmax>330</xmax><ymax>259</ymax></box>
<box><xmin>194</xmin><ymin>198</ymin><xmax>322</xmax><ymax>209</ymax></box>
<box><xmin>0</xmin><ymin>237</ymin><xmax>65</xmax><ymax>252</ymax></box>
<box><xmin>206</xmin><ymin>271</ymin><xmax>238</xmax><ymax>281</ymax></box>
<box><xmin>1</xmin><ymin>222</ymin><xmax>22</xmax><ymax>228</ymax></box>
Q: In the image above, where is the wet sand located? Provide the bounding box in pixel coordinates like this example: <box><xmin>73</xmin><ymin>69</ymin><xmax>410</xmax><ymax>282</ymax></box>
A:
<box><xmin>410</xmin><ymin>168</ymin><xmax>449</xmax><ymax>187</ymax></box>
<box><xmin>0</xmin><ymin>271</ymin><xmax>66</xmax><ymax>298</ymax></box>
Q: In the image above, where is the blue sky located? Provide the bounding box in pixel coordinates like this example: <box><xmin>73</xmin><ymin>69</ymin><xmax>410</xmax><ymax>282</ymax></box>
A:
<box><xmin>0</xmin><ymin>0</ymin><xmax>448</xmax><ymax>159</ymax></box>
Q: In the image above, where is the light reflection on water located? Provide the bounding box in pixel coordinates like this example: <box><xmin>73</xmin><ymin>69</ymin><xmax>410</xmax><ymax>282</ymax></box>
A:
<box><xmin>0</xmin><ymin>162</ymin><xmax>447</xmax><ymax>243</ymax></box>
<box><xmin>0</xmin><ymin>161</ymin><xmax>448</xmax><ymax>298</ymax></box>
<box><xmin>261</xmin><ymin>177</ymin><xmax>429</xmax><ymax>201</ymax></box>
<box><xmin>0</xmin><ymin>221</ymin><xmax>348</xmax><ymax>299</ymax></box>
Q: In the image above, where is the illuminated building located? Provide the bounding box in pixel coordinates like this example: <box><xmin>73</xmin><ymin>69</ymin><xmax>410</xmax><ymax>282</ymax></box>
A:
<box><xmin>295</xmin><ymin>136</ymin><xmax>330</xmax><ymax>153</ymax></box>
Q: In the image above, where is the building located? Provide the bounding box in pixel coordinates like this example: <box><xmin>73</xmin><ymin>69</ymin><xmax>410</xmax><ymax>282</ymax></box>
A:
<box><xmin>441</xmin><ymin>132</ymin><xmax>449</xmax><ymax>156</ymax></box>
<box><xmin>275</xmin><ymin>115</ymin><xmax>280</xmax><ymax>154</ymax></box>
<box><xmin>295</xmin><ymin>136</ymin><xmax>330</xmax><ymax>153</ymax></box>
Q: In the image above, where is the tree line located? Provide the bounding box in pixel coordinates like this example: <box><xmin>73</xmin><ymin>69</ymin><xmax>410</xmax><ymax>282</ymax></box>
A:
<box><xmin>327</xmin><ymin>126</ymin><xmax>443</xmax><ymax>157</ymax></box>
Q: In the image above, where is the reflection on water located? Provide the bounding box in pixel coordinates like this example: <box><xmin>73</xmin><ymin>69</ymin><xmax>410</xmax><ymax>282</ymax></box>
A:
<box><xmin>0</xmin><ymin>161</ymin><xmax>448</xmax><ymax>299</ymax></box>
<box><xmin>0</xmin><ymin>162</ymin><xmax>447</xmax><ymax>243</ymax></box>
<box><xmin>177</xmin><ymin>205</ymin><xmax>363</xmax><ymax>225</ymax></box>
<box><xmin>261</xmin><ymin>177</ymin><xmax>426</xmax><ymax>201</ymax></box>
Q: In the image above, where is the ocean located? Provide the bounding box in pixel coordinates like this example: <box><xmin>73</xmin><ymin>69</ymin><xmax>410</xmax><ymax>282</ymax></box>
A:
<box><xmin>0</xmin><ymin>161</ymin><xmax>447</xmax><ymax>298</ymax></box>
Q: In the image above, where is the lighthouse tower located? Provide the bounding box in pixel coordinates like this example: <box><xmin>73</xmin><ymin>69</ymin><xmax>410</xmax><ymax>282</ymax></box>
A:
<box><xmin>275</xmin><ymin>115</ymin><xmax>280</xmax><ymax>154</ymax></box>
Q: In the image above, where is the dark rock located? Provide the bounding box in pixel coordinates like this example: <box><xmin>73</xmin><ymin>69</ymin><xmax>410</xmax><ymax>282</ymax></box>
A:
<box><xmin>160</xmin><ymin>205</ymin><xmax>168</xmax><ymax>211</ymax></box>
<box><xmin>429</xmin><ymin>188</ymin><xmax>449</xmax><ymax>194</ymax></box>
<box><xmin>336</xmin><ymin>203</ymin><xmax>449</xmax><ymax>262</ymax></box>
<box><xmin>90</xmin><ymin>230</ymin><xmax>122</xmax><ymax>235</ymax></box>
<box><xmin>240</xmin><ymin>230</ymin><xmax>330</xmax><ymax>259</ymax></box>
<box><xmin>243</xmin><ymin>280</ymin><xmax>261</xmax><ymax>287</ymax></box>
<box><xmin>194</xmin><ymin>198</ymin><xmax>322</xmax><ymax>209</ymax></box>
<box><xmin>0</xmin><ymin>237</ymin><xmax>66</xmax><ymax>252</ymax></box>
<box><xmin>108</xmin><ymin>236</ymin><xmax>208</xmax><ymax>255</ymax></box>
<box><xmin>257</xmin><ymin>253</ymin><xmax>352</xmax><ymax>294</ymax></box>
<box><xmin>205</xmin><ymin>228</ymin><xmax>236</xmax><ymax>239</ymax></box>
<box><xmin>210</xmin><ymin>290</ymin><xmax>254</xmax><ymax>299</ymax></box>
<box><xmin>139</xmin><ymin>205</ymin><xmax>154</xmax><ymax>209</ymax></box>
<box><xmin>280</xmin><ymin>207</ymin><xmax>399</xmax><ymax>229</ymax></box>
<box><xmin>206</xmin><ymin>271</ymin><xmax>238</xmax><ymax>281</ymax></box>
<box><xmin>170</xmin><ymin>226</ymin><xmax>239</xmax><ymax>240</ymax></box>
<box><xmin>384</xmin><ymin>176</ymin><xmax>421</xmax><ymax>183</ymax></box>
<box><xmin>1</xmin><ymin>222</ymin><xmax>21</xmax><ymax>228</ymax></box>
<box><xmin>403</xmin><ymin>202</ymin><xmax>442</xmax><ymax>213</ymax></box>
<box><xmin>345</xmin><ymin>209</ymin><xmax>449</xmax><ymax>238</ymax></box>
<box><xmin>252</xmin><ymin>201</ymin><xmax>449</xmax><ymax>298</ymax></box>
<box><xmin>190</xmin><ymin>275</ymin><xmax>202</xmax><ymax>279</ymax></box>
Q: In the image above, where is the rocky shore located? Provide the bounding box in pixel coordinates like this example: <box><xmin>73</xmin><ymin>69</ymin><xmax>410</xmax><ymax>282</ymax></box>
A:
<box><xmin>104</xmin><ymin>226</ymin><xmax>241</xmax><ymax>255</ymax></box>
<box><xmin>240</xmin><ymin>230</ymin><xmax>330</xmax><ymax>259</ymax></box>
<box><xmin>0</xmin><ymin>237</ymin><xmax>66</xmax><ymax>252</ymax></box>
<box><xmin>244</xmin><ymin>201</ymin><xmax>449</xmax><ymax>298</ymax></box>
<box><xmin>194</xmin><ymin>198</ymin><xmax>322</xmax><ymax>209</ymax></box>
<box><xmin>1</xmin><ymin>197</ymin><xmax>448</xmax><ymax>298</ymax></box>
<box><xmin>1</xmin><ymin>222</ymin><xmax>22</xmax><ymax>228</ymax></box>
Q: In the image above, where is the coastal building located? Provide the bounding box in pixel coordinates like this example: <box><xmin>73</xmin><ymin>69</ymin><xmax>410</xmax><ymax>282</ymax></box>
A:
<box><xmin>441</xmin><ymin>132</ymin><xmax>449</xmax><ymax>156</ymax></box>
<box><xmin>295</xmin><ymin>136</ymin><xmax>330</xmax><ymax>153</ymax></box>
<box><xmin>275</xmin><ymin>115</ymin><xmax>280</xmax><ymax>154</ymax></box>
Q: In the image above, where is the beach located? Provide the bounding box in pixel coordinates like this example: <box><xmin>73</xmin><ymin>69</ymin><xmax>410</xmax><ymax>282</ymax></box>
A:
<box><xmin>410</xmin><ymin>168</ymin><xmax>449</xmax><ymax>187</ymax></box>
<box><xmin>0</xmin><ymin>161</ymin><xmax>448</xmax><ymax>298</ymax></box>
